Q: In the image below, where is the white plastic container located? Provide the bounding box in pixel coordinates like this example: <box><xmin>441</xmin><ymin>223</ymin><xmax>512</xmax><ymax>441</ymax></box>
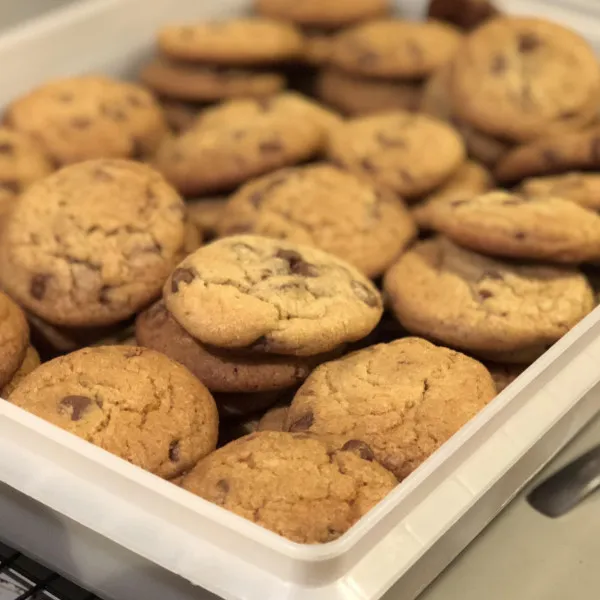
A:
<box><xmin>1</xmin><ymin>1</ymin><xmax>600</xmax><ymax>599</ymax></box>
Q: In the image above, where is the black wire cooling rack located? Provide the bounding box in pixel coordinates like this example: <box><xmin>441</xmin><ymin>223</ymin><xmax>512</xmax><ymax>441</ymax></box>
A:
<box><xmin>0</xmin><ymin>541</ymin><xmax>98</xmax><ymax>600</ymax></box>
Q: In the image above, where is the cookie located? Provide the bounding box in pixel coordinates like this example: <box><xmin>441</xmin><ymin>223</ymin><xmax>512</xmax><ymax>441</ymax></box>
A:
<box><xmin>187</xmin><ymin>197</ymin><xmax>227</xmax><ymax>241</ymax></box>
<box><xmin>520</xmin><ymin>173</ymin><xmax>600</xmax><ymax>211</ymax></box>
<box><xmin>158</xmin><ymin>18</ymin><xmax>304</xmax><ymax>65</ymax></box>
<box><xmin>316</xmin><ymin>68</ymin><xmax>423</xmax><ymax>116</ymax></box>
<box><xmin>255</xmin><ymin>0</ymin><xmax>390</xmax><ymax>28</ymax></box>
<box><xmin>428</xmin><ymin>0</ymin><xmax>500</xmax><ymax>31</ymax></box>
<box><xmin>153</xmin><ymin>95</ymin><xmax>325</xmax><ymax>196</ymax></box>
<box><xmin>164</xmin><ymin>235</ymin><xmax>383</xmax><ymax>356</ymax></box>
<box><xmin>160</xmin><ymin>100</ymin><xmax>204</xmax><ymax>134</ymax></box>
<box><xmin>0</xmin><ymin>128</ymin><xmax>54</xmax><ymax>196</ymax></box>
<box><xmin>327</xmin><ymin>112</ymin><xmax>465</xmax><ymax>199</ymax></box>
<box><xmin>451</xmin><ymin>17</ymin><xmax>600</xmax><ymax>143</ymax></box>
<box><xmin>330</xmin><ymin>20</ymin><xmax>462</xmax><ymax>79</ymax></box>
<box><xmin>218</xmin><ymin>164</ymin><xmax>416</xmax><ymax>278</ymax></box>
<box><xmin>412</xmin><ymin>161</ymin><xmax>494</xmax><ymax>229</ymax></box>
<box><xmin>9</xmin><ymin>346</ymin><xmax>219</xmax><ymax>479</ymax></box>
<box><xmin>0</xmin><ymin>291</ymin><xmax>29</xmax><ymax>389</ymax></box>
<box><xmin>383</xmin><ymin>237</ymin><xmax>595</xmax><ymax>362</ymax></box>
<box><xmin>136</xmin><ymin>300</ymin><xmax>335</xmax><ymax>393</ymax></box>
<box><xmin>286</xmin><ymin>338</ymin><xmax>496</xmax><ymax>479</ymax></box>
<box><xmin>5</xmin><ymin>76</ymin><xmax>168</xmax><ymax>166</ymax></box>
<box><xmin>494</xmin><ymin>129</ymin><xmax>600</xmax><ymax>183</ymax></box>
<box><xmin>0</xmin><ymin>159</ymin><xmax>186</xmax><ymax>327</ymax></box>
<box><xmin>487</xmin><ymin>362</ymin><xmax>525</xmax><ymax>394</ymax></box>
<box><xmin>302</xmin><ymin>31</ymin><xmax>336</xmax><ymax>66</ymax></box>
<box><xmin>423</xmin><ymin>190</ymin><xmax>600</xmax><ymax>263</ymax></box>
<box><xmin>181</xmin><ymin>431</ymin><xmax>397</xmax><ymax>543</ymax></box>
<box><xmin>257</xmin><ymin>405</ymin><xmax>289</xmax><ymax>432</ymax></box>
<box><xmin>1</xmin><ymin>346</ymin><xmax>41</xmax><ymax>398</ymax></box>
<box><xmin>140</xmin><ymin>57</ymin><xmax>285</xmax><ymax>102</ymax></box>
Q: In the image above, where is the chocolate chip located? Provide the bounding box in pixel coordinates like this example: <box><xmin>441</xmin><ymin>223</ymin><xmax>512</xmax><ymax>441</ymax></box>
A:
<box><xmin>276</xmin><ymin>248</ymin><xmax>319</xmax><ymax>277</ymax></box>
<box><xmin>0</xmin><ymin>180</ymin><xmax>20</xmax><ymax>194</ymax></box>
<box><xmin>361</xmin><ymin>157</ymin><xmax>377</xmax><ymax>173</ymax></box>
<box><xmin>101</xmin><ymin>105</ymin><xmax>128</xmax><ymax>122</ymax></box>
<box><xmin>71</xmin><ymin>117</ymin><xmax>92</xmax><ymax>129</ymax></box>
<box><xmin>515</xmin><ymin>231</ymin><xmax>526</xmax><ymax>240</ymax></box>
<box><xmin>351</xmin><ymin>280</ymin><xmax>380</xmax><ymax>308</ymax></box>
<box><xmin>59</xmin><ymin>395</ymin><xmax>93</xmax><ymax>421</ymax></box>
<box><xmin>131</xmin><ymin>138</ymin><xmax>145</xmax><ymax>161</ymax></box>
<box><xmin>518</xmin><ymin>33</ymin><xmax>540</xmax><ymax>53</ymax></box>
<box><xmin>341</xmin><ymin>440</ymin><xmax>375</xmax><ymax>461</ymax></box>
<box><xmin>215</xmin><ymin>478</ymin><xmax>230</xmax><ymax>503</ymax></box>
<box><xmin>217</xmin><ymin>478</ymin><xmax>230</xmax><ymax>492</ymax></box>
<box><xmin>491</xmin><ymin>55</ymin><xmax>508</xmax><ymax>74</ymax></box>
<box><xmin>98</xmin><ymin>285</ymin><xmax>111</xmax><ymax>305</ymax></box>
<box><xmin>289</xmin><ymin>412</ymin><xmax>314</xmax><ymax>432</ymax></box>
<box><xmin>479</xmin><ymin>289</ymin><xmax>494</xmax><ymax>300</ymax></box>
<box><xmin>171</xmin><ymin>267</ymin><xmax>196</xmax><ymax>293</ymax></box>
<box><xmin>249</xmin><ymin>191</ymin><xmax>264</xmax><ymax>207</ymax></box>
<box><xmin>0</xmin><ymin>142</ymin><xmax>14</xmax><ymax>154</ymax></box>
<box><xmin>169</xmin><ymin>440</ymin><xmax>180</xmax><ymax>462</ymax></box>
<box><xmin>30</xmin><ymin>273</ymin><xmax>51</xmax><ymax>300</ymax></box>
<box><xmin>259</xmin><ymin>139</ymin><xmax>283</xmax><ymax>153</ymax></box>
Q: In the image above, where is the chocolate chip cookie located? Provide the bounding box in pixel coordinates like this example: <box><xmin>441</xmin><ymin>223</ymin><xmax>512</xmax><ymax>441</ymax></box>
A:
<box><xmin>9</xmin><ymin>346</ymin><xmax>219</xmax><ymax>479</ymax></box>
<box><xmin>2</xmin><ymin>346</ymin><xmax>41</xmax><ymax>398</ymax></box>
<box><xmin>327</xmin><ymin>112</ymin><xmax>465</xmax><ymax>199</ymax></box>
<box><xmin>181</xmin><ymin>431</ymin><xmax>397</xmax><ymax>543</ymax></box>
<box><xmin>0</xmin><ymin>291</ymin><xmax>29</xmax><ymax>390</ymax></box>
<box><xmin>424</xmin><ymin>190</ymin><xmax>600</xmax><ymax>263</ymax></box>
<box><xmin>286</xmin><ymin>338</ymin><xmax>496</xmax><ymax>480</ymax></box>
<box><xmin>520</xmin><ymin>173</ymin><xmax>600</xmax><ymax>211</ymax></box>
<box><xmin>5</xmin><ymin>76</ymin><xmax>168</xmax><ymax>165</ymax></box>
<box><xmin>218</xmin><ymin>164</ymin><xmax>417</xmax><ymax>278</ymax></box>
<box><xmin>330</xmin><ymin>19</ymin><xmax>463</xmax><ymax>79</ymax></box>
<box><xmin>164</xmin><ymin>235</ymin><xmax>383</xmax><ymax>356</ymax></box>
<box><xmin>383</xmin><ymin>237</ymin><xmax>595</xmax><ymax>363</ymax></box>
<box><xmin>451</xmin><ymin>17</ymin><xmax>600</xmax><ymax>142</ymax></box>
<box><xmin>0</xmin><ymin>159</ymin><xmax>186</xmax><ymax>327</ymax></box>
<box><xmin>158</xmin><ymin>18</ymin><xmax>304</xmax><ymax>65</ymax></box>
<box><xmin>136</xmin><ymin>300</ymin><xmax>335</xmax><ymax>393</ymax></box>
<box><xmin>428</xmin><ymin>0</ymin><xmax>500</xmax><ymax>31</ymax></box>
<box><xmin>139</xmin><ymin>57</ymin><xmax>286</xmax><ymax>102</ymax></box>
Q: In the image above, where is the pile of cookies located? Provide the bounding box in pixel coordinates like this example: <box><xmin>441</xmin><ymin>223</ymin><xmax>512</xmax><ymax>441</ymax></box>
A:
<box><xmin>0</xmin><ymin>0</ymin><xmax>599</xmax><ymax>544</ymax></box>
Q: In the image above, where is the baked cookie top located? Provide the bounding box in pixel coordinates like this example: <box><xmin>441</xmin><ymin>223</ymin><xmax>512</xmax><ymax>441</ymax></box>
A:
<box><xmin>164</xmin><ymin>235</ymin><xmax>383</xmax><ymax>356</ymax></box>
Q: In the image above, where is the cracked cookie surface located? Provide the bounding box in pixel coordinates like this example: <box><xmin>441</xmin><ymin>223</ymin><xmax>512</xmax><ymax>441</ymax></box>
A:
<box><xmin>286</xmin><ymin>338</ymin><xmax>496</xmax><ymax>480</ymax></box>
<box><xmin>8</xmin><ymin>346</ymin><xmax>219</xmax><ymax>479</ymax></box>
<box><xmin>327</xmin><ymin>112</ymin><xmax>465</xmax><ymax>199</ymax></box>
<box><xmin>5</xmin><ymin>76</ymin><xmax>167</xmax><ymax>166</ymax></box>
<box><xmin>0</xmin><ymin>291</ymin><xmax>29</xmax><ymax>390</ymax></box>
<box><xmin>451</xmin><ymin>17</ymin><xmax>600</xmax><ymax>143</ymax></box>
<box><xmin>181</xmin><ymin>431</ymin><xmax>397</xmax><ymax>543</ymax></box>
<box><xmin>0</xmin><ymin>159</ymin><xmax>186</xmax><ymax>327</ymax></box>
<box><xmin>218</xmin><ymin>164</ymin><xmax>416</xmax><ymax>278</ymax></box>
<box><xmin>164</xmin><ymin>235</ymin><xmax>383</xmax><ymax>356</ymax></box>
<box><xmin>383</xmin><ymin>237</ymin><xmax>594</xmax><ymax>362</ymax></box>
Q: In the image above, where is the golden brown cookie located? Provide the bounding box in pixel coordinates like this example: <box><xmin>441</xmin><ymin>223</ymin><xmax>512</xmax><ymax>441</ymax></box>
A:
<box><xmin>0</xmin><ymin>160</ymin><xmax>186</xmax><ymax>327</ymax></box>
<box><xmin>520</xmin><ymin>173</ymin><xmax>600</xmax><ymax>211</ymax></box>
<box><xmin>383</xmin><ymin>237</ymin><xmax>595</xmax><ymax>363</ymax></box>
<box><xmin>302</xmin><ymin>30</ymin><xmax>336</xmax><ymax>66</ymax></box>
<box><xmin>1</xmin><ymin>345</ymin><xmax>41</xmax><ymax>398</ymax></box>
<box><xmin>9</xmin><ymin>346</ymin><xmax>219</xmax><ymax>479</ymax></box>
<box><xmin>286</xmin><ymin>338</ymin><xmax>496</xmax><ymax>480</ymax></box>
<box><xmin>428</xmin><ymin>0</ymin><xmax>500</xmax><ymax>31</ymax></box>
<box><xmin>451</xmin><ymin>17</ymin><xmax>600</xmax><ymax>142</ymax></box>
<box><xmin>316</xmin><ymin>68</ymin><xmax>423</xmax><ymax>116</ymax></box>
<box><xmin>218</xmin><ymin>164</ymin><xmax>416</xmax><ymax>278</ymax></box>
<box><xmin>5</xmin><ymin>76</ymin><xmax>168</xmax><ymax>166</ymax></box>
<box><xmin>181</xmin><ymin>431</ymin><xmax>397</xmax><ymax>543</ymax></box>
<box><xmin>158</xmin><ymin>18</ymin><xmax>304</xmax><ymax>65</ymax></box>
<box><xmin>423</xmin><ymin>190</ymin><xmax>600</xmax><ymax>263</ymax></box>
<box><xmin>139</xmin><ymin>57</ymin><xmax>286</xmax><ymax>102</ymax></box>
<box><xmin>257</xmin><ymin>405</ymin><xmax>289</xmax><ymax>432</ymax></box>
<box><xmin>164</xmin><ymin>235</ymin><xmax>383</xmax><ymax>356</ymax></box>
<box><xmin>0</xmin><ymin>291</ymin><xmax>29</xmax><ymax>390</ymax></box>
<box><xmin>330</xmin><ymin>19</ymin><xmax>462</xmax><ymax>79</ymax></box>
<box><xmin>327</xmin><ymin>111</ymin><xmax>465</xmax><ymax>199</ymax></box>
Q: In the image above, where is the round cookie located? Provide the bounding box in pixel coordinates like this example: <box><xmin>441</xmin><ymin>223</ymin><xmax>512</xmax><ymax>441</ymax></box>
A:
<box><xmin>5</xmin><ymin>76</ymin><xmax>168</xmax><ymax>166</ymax></box>
<box><xmin>423</xmin><ymin>190</ymin><xmax>600</xmax><ymax>263</ymax></box>
<box><xmin>428</xmin><ymin>0</ymin><xmax>500</xmax><ymax>31</ymax></box>
<box><xmin>330</xmin><ymin>19</ymin><xmax>463</xmax><ymax>79</ymax></box>
<box><xmin>9</xmin><ymin>346</ymin><xmax>219</xmax><ymax>479</ymax></box>
<box><xmin>520</xmin><ymin>173</ymin><xmax>600</xmax><ymax>211</ymax></box>
<box><xmin>136</xmin><ymin>300</ymin><xmax>335</xmax><ymax>393</ymax></box>
<box><xmin>164</xmin><ymin>235</ymin><xmax>383</xmax><ymax>356</ymax></box>
<box><xmin>257</xmin><ymin>405</ymin><xmax>289</xmax><ymax>432</ymax></box>
<box><xmin>316</xmin><ymin>68</ymin><xmax>423</xmax><ymax>116</ymax></box>
<box><xmin>153</xmin><ymin>95</ymin><xmax>324</xmax><ymax>196</ymax></box>
<box><xmin>383</xmin><ymin>237</ymin><xmax>595</xmax><ymax>363</ymax></box>
<box><xmin>487</xmin><ymin>362</ymin><xmax>526</xmax><ymax>394</ymax></box>
<box><xmin>255</xmin><ymin>0</ymin><xmax>390</xmax><ymax>28</ymax></box>
<box><xmin>140</xmin><ymin>57</ymin><xmax>285</xmax><ymax>102</ymax></box>
<box><xmin>494</xmin><ymin>129</ymin><xmax>600</xmax><ymax>183</ymax></box>
<box><xmin>1</xmin><ymin>345</ymin><xmax>41</xmax><ymax>398</ymax></box>
<box><xmin>0</xmin><ymin>159</ymin><xmax>186</xmax><ymax>327</ymax></box>
<box><xmin>327</xmin><ymin>112</ymin><xmax>465</xmax><ymax>199</ymax></box>
<box><xmin>286</xmin><ymin>338</ymin><xmax>496</xmax><ymax>480</ymax></box>
<box><xmin>0</xmin><ymin>291</ymin><xmax>29</xmax><ymax>389</ymax></box>
<box><xmin>181</xmin><ymin>431</ymin><xmax>397</xmax><ymax>543</ymax></box>
<box><xmin>218</xmin><ymin>164</ymin><xmax>417</xmax><ymax>278</ymax></box>
<box><xmin>451</xmin><ymin>17</ymin><xmax>600</xmax><ymax>143</ymax></box>
<box><xmin>0</xmin><ymin>128</ymin><xmax>54</xmax><ymax>195</ymax></box>
<box><xmin>187</xmin><ymin>197</ymin><xmax>227</xmax><ymax>241</ymax></box>
<box><xmin>158</xmin><ymin>18</ymin><xmax>304</xmax><ymax>65</ymax></box>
